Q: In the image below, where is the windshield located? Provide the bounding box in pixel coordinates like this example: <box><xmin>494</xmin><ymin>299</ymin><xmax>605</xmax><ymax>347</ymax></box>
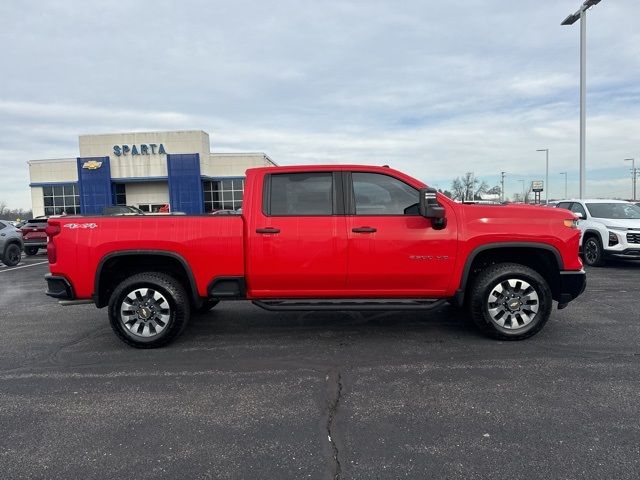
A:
<box><xmin>586</xmin><ymin>203</ymin><xmax>640</xmax><ymax>220</ymax></box>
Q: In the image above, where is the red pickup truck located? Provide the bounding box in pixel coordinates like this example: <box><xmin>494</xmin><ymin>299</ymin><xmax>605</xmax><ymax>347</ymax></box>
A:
<box><xmin>45</xmin><ymin>165</ymin><xmax>585</xmax><ymax>348</ymax></box>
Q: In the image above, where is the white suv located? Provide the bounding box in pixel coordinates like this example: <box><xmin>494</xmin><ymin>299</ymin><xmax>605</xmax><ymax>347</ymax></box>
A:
<box><xmin>555</xmin><ymin>199</ymin><xmax>640</xmax><ymax>266</ymax></box>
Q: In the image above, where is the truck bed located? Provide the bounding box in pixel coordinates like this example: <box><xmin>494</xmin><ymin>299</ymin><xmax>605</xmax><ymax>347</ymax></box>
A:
<box><xmin>48</xmin><ymin>215</ymin><xmax>245</xmax><ymax>299</ymax></box>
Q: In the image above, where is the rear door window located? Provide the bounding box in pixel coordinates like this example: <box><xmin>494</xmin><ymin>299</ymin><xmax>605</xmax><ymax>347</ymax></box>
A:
<box><xmin>267</xmin><ymin>173</ymin><xmax>334</xmax><ymax>215</ymax></box>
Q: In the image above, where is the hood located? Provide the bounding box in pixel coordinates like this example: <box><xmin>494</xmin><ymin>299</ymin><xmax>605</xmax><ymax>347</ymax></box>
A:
<box><xmin>597</xmin><ymin>218</ymin><xmax>640</xmax><ymax>230</ymax></box>
<box><xmin>460</xmin><ymin>202</ymin><xmax>570</xmax><ymax>217</ymax></box>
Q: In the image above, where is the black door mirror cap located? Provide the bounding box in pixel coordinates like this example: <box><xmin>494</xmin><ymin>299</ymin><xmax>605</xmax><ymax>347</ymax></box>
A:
<box><xmin>419</xmin><ymin>187</ymin><xmax>446</xmax><ymax>219</ymax></box>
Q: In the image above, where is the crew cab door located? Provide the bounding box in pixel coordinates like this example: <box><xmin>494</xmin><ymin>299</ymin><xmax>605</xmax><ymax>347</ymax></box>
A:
<box><xmin>345</xmin><ymin>172</ymin><xmax>457</xmax><ymax>296</ymax></box>
<box><xmin>246</xmin><ymin>171</ymin><xmax>348</xmax><ymax>297</ymax></box>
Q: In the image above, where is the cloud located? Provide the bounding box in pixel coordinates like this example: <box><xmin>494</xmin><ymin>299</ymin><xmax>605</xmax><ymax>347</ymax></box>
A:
<box><xmin>0</xmin><ymin>0</ymin><xmax>639</xmax><ymax>207</ymax></box>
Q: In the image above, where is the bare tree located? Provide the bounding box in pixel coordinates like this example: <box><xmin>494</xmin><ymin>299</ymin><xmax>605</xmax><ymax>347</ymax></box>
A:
<box><xmin>450</xmin><ymin>178</ymin><xmax>465</xmax><ymax>200</ymax></box>
<box><xmin>450</xmin><ymin>173</ymin><xmax>490</xmax><ymax>201</ymax></box>
<box><xmin>0</xmin><ymin>201</ymin><xmax>32</xmax><ymax>221</ymax></box>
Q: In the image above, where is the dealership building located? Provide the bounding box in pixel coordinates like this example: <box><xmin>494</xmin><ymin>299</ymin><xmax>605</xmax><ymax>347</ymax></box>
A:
<box><xmin>27</xmin><ymin>130</ymin><xmax>277</xmax><ymax>216</ymax></box>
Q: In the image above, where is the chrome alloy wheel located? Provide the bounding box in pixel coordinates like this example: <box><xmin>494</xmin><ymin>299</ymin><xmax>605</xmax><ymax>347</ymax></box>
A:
<box><xmin>487</xmin><ymin>279</ymin><xmax>539</xmax><ymax>330</ymax></box>
<box><xmin>120</xmin><ymin>288</ymin><xmax>171</xmax><ymax>338</ymax></box>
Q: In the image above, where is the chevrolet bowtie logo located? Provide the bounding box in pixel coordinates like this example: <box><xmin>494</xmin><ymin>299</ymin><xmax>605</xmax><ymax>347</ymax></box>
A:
<box><xmin>82</xmin><ymin>160</ymin><xmax>103</xmax><ymax>170</ymax></box>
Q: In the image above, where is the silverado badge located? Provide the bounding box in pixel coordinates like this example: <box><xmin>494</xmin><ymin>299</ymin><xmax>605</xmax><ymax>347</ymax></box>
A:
<box><xmin>82</xmin><ymin>160</ymin><xmax>103</xmax><ymax>170</ymax></box>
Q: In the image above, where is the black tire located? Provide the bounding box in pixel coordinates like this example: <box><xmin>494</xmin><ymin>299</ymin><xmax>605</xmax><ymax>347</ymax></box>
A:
<box><xmin>24</xmin><ymin>246</ymin><xmax>39</xmax><ymax>256</ymax></box>
<box><xmin>195</xmin><ymin>299</ymin><xmax>220</xmax><ymax>314</ymax></box>
<box><xmin>2</xmin><ymin>243</ymin><xmax>22</xmax><ymax>267</ymax></box>
<box><xmin>582</xmin><ymin>235</ymin><xmax>605</xmax><ymax>267</ymax></box>
<box><xmin>469</xmin><ymin>262</ymin><xmax>552</xmax><ymax>341</ymax></box>
<box><xmin>108</xmin><ymin>272</ymin><xmax>191</xmax><ymax>348</ymax></box>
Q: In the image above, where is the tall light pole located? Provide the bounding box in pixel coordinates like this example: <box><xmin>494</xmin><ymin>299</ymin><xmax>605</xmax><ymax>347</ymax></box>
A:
<box><xmin>625</xmin><ymin>158</ymin><xmax>637</xmax><ymax>201</ymax></box>
<box><xmin>501</xmin><ymin>171</ymin><xmax>506</xmax><ymax>203</ymax></box>
<box><xmin>562</xmin><ymin>0</ymin><xmax>602</xmax><ymax>199</ymax></box>
<box><xmin>537</xmin><ymin>149</ymin><xmax>549</xmax><ymax>204</ymax></box>
<box><xmin>559</xmin><ymin>172</ymin><xmax>568</xmax><ymax>199</ymax></box>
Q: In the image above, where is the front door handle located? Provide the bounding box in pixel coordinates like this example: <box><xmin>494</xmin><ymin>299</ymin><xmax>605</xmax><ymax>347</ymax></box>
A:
<box><xmin>256</xmin><ymin>227</ymin><xmax>280</xmax><ymax>234</ymax></box>
<box><xmin>352</xmin><ymin>226</ymin><xmax>377</xmax><ymax>233</ymax></box>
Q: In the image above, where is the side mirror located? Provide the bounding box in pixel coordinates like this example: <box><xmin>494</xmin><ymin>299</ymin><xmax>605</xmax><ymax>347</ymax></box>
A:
<box><xmin>419</xmin><ymin>187</ymin><xmax>445</xmax><ymax>219</ymax></box>
<box><xmin>575</xmin><ymin>212</ymin><xmax>584</xmax><ymax>219</ymax></box>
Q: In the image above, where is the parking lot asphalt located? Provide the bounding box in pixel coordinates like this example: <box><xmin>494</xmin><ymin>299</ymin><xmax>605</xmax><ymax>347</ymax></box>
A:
<box><xmin>0</xmin><ymin>254</ymin><xmax>639</xmax><ymax>479</ymax></box>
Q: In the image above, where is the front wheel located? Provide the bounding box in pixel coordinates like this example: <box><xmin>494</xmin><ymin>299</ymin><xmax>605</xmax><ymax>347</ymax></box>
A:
<box><xmin>24</xmin><ymin>246</ymin><xmax>39</xmax><ymax>256</ymax></box>
<box><xmin>469</xmin><ymin>263</ymin><xmax>552</xmax><ymax>340</ymax></box>
<box><xmin>583</xmin><ymin>236</ymin><xmax>605</xmax><ymax>267</ymax></box>
<box><xmin>108</xmin><ymin>272</ymin><xmax>191</xmax><ymax>348</ymax></box>
<box><xmin>2</xmin><ymin>244</ymin><xmax>22</xmax><ymax>267</ymax></box>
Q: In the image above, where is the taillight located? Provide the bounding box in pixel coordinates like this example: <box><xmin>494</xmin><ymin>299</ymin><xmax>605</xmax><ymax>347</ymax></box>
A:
<box><xmin>46</xmin><ymin>222</ymin><xmax>61</xmax><ymax>263</ymax></box>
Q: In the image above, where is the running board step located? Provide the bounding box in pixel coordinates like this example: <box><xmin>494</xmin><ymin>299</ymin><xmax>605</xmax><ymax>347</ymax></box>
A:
<box><xmin>252</xmin><ymin>298</ymin><xmax>447</xmax><ymax>311</ymax></box>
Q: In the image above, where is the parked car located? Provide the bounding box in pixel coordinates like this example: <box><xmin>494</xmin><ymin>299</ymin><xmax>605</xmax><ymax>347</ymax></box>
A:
<box><xmin>210</xmin><ymin>209</ymin><xmax>240</xmax><ymax>215</ymax></box>
<box><xmin>102</xmin><ymin>205</ymin><xmax>145</xmax><ymax>216</ymax></box>
<box><xmin>555</xmin><ymin>199</ymin><xmax>640</xmax><ymax>266</ymax></box>
<box><xmin>0</xmin><ymin>220</ymin><xmax>23</xmax><ymax>267</ymax></box>
<box><xmin>21</xmin><ymin>218</ymin><xmax>49</xmax><ymax>255</ymax></box>
<box><xmin>45</xmin><ymin>164</ymin><xmax>585</xmax><ymax>348</ymax></box>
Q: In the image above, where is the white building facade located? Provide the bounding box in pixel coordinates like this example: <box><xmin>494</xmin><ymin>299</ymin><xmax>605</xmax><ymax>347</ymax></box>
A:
<box><xmin>28</xmin><ymin>130</ymin><xmax>276</xmax><ymax>216</ymax></box>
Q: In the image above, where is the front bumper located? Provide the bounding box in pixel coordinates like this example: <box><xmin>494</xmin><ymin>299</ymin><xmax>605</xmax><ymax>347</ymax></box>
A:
<box><xmin>605</xmin><ymin>248</ymin><xmax>640</xmax><ymax>259</ymax></box>
<box><xmin>45</xmin><ymin>274</ymin><xmax>74</xmax><ymax>300</ymax></box>
<box><xmin>557</xmin><ymin>270</ymin><xmax>586</xmax><ymax>307</ymax></box>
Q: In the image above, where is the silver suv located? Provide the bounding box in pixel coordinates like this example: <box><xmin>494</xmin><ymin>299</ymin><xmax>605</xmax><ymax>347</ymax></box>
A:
<box><xmin>0</xmin><ymin>220</ymin><xmax>23</xmax><ymax>267</ymax></box>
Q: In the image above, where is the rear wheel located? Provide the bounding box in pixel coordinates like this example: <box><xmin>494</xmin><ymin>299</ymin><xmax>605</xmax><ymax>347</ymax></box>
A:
<box><xmin>108</xmin><ymin>272</ymin><xmax>191</xmax><ymax>348</ymax></box>
<box><xmin>24</xmin><ymin>246</ymin><xmax>39</xmax><ymax>256</ymax></box>
<box><xmin>583</xmin><ymin>236</ymin><xmax>605</xmax><ymax>267</ymax></box>
<box><xmin>469</xmin><ymin>263</ymin><xmax>552</xmax><ymax>340</ymax></box>
<box><xmin>2</xmin><ymin>244</ymin><xmax>21</xmax><ymax>267</ymax></box>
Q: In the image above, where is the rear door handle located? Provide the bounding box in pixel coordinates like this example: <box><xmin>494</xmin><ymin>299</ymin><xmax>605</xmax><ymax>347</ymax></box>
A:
<box><xmin>256</xmin><ymin>227</ymin><xmax>280</xmax><ymax>234</ymax></box>
<box><xmin>352</xmin><ymin>227</ymin><xmax>377</xmax><ymax>233</ymax></box>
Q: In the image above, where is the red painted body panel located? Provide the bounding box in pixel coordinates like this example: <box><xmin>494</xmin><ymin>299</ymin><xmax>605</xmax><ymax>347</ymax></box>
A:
<box><xmin>47</xmin><ymin>164</ymin><xmax>582</xmax><ymax>302</ymax></box>
<box><xmin>48</xmin><ymin>216</ymin><xmax>244</xmax><ymax>299</ymax></box>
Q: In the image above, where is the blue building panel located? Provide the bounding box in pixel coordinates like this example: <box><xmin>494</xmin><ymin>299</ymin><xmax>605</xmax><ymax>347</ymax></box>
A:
<box><xmin>76</xmin><ymin>156</ymin><xmax>112</xmax><ymax>215</ymax></box>
<box><xmin>167</xmin><ymin>154</ymin><xmax>204</xmax><ymax>214</ymax></box>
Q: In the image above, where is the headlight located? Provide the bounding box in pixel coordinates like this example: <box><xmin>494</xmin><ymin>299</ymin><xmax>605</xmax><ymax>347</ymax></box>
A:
<box><xmin>608</xmin><ymin>231</ymin><xmax>619</xmax><ymax>246</ymax></box>
<box><xmin>563</xmin><ymin>218</ymin><xmax>579</xmax><ymax>228</ymax></box>
<box><xmin>603</xmin><ymin>225</ymin><xmax>627</xmax><ymax>231</ymax></box>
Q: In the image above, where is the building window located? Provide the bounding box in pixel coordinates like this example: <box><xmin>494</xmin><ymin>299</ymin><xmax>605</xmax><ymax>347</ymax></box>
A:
<box><xmin>43</xmin><ymin>184</ymin><xmax>80</xmax><ymax>216</ymax></box>
<box><xmin>137</xmin><ymin>204</ymin><xmax>168</xmax><ymax>213</ymax></box>
<box><xmin>114</xmin><ymin>184</ymin><xmax>126</xmax><ymax>205</ymax></box>
<box><xmin>203</xmin><ymin>178</ymin><xmax>244</xmax><ymax>212</ymax></box>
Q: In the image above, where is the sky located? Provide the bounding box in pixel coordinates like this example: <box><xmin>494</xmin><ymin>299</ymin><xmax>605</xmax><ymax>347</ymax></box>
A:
<box><xmin>0</xmin><ymin>0</ymin><xmax>639</xmax><ymax>208</ymax></box>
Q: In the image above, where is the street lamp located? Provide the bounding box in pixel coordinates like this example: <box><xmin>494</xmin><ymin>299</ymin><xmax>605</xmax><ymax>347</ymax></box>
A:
<box><xmin>562</xmin><ymin>0</ymin><xmax>602</xmax><ymax>199</ymax></box>
<box><xmin>559</xmin><ymin>172</ymin><xmax>568</xmax><ymax>199</ymax></box>
<box><xmin>624</xmin><ymin>158</ymin><xmax>637</xmax><ymax>201</ymax></box>
<box><xmin>500</xmin><ymin>171</ymin><xmax>506</xmax><ymax>203</ymax></box>
<box><xmin>537</xmin><ymin>149</ymin><xmax>549</xmax><ymax>204</ymax></box>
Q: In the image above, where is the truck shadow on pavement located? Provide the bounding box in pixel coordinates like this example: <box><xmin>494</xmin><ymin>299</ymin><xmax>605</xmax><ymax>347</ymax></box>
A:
<box><xmin>183</xmin><ymin>303</ymin><xmax>486</xmax><ymax>344</ymax></box>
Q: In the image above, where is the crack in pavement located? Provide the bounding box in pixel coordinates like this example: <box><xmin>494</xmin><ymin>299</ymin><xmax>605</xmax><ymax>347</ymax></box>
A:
<box><xmin>326</xmin><ymin>368</ymin><xmax>343</xmax><ymax>480</ymax></box>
